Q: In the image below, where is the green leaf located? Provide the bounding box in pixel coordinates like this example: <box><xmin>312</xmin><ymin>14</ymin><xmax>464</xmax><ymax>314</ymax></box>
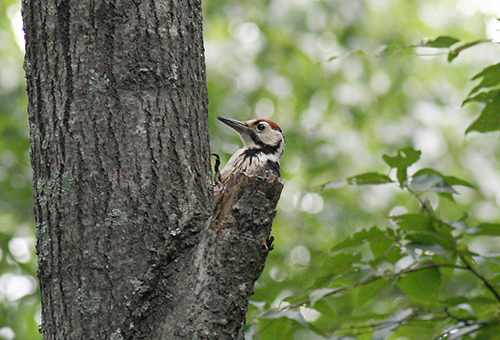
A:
<box><xmin>331</xmin><ymin>226</ymin><xmax>385</xmax><ymax>252</ymax></box>
<box><xmin>405</xmin><ymin>242</ymin><xmax>450</xmax><ymax>258</ymax></box>
<box><xmin>404</xmin><ymin>231</ymin><xmax>455</xmax><ymax>251</ymax></box>
<box><xmin>313</xmin><ymin>252</ymin><xmax>364</xmax><ymax>288</ymax></box>
<box><xmin>448</xmin><ymin>39</ymin><xmax>489</xmax><ymax>62</ymax></box>
<box><xmin>383</xmin><ymin>147</ymin><xmax>421</xmax><ymax>185</ymax></box>
<box><xmin>447</xmin><ymin>305</ymin><xmax>477</xmax><ymax>320</ymax></box>
<box><xmin>356</xmin><ymin>278</ymin><xmax>389</xmax><ymax>307</ymax></box>
<box><xmin>369</xmin><ymin>231</ymin><xmax>396</xmax><ymax>259</ymax></box>
<box><xmin>309</xmin><ymin>288</ymin><xmax>337</xmax><ymax>307</ymax></box>
<box><xmin>351</xmin><ymin>49</ymin><xmax>369</xmax><ymax>56</ymax></box>
<box><xmin>442</xmin><ymin>176</ymin><xmax>475</xmax><ymax>189</ymax></box>
<box><xmin>249</xmin><ymin>300</ymin><xmax>267</xmax><ymax>312</ymax></box>
<box><xmin>347</xmin><ymin>172</ymin><xmax>393</xmax><ymax>186</ymax></box>
<box><xmin>410</xmin><ymin>173</ymin><xmax>457</xmax><ymax>194</ymax></box>
<box><xmin>469</xmin><ymin>62</ymin><xmax>500</xmax><ymax>96</ymax></box>
<box><xmin>391</xmin><ymin>213</ymin><xmax>433</xmax><ymax>233</ymax></box>
<box><xmin>442</xmin><ymin>296</ymin><xmax>486</xmax><ymax>306</ymax></box>
<box><xmin>262</xmin><ymin>310</ymin><xmax>309</xmax><ymax>328</ymax></box>
<box><xmin>378</xmin><ymin>43</ymin><xmax>405</xmax><ymax>56</ymax></box>
<box><xmin>476</xmin><ymin>324</ymin><xmax>500</xmax><ymax>340</ymax></box>
<box><xmin>421</xmin><ymin>36</ymin><xmax>460</xmax><ymax>48</ymax></box>
<box><xmin>393</xmin><ymin>214</ymin><xmax>456</xmax><ymax>251</ymax></box>
<box><xmin>437</xmin><ymin>192</ymin><xmax>454</xmax><ymax>202</ymax></box>
<box><xmin>411</xmin><ymin>168</ymin><xmax>474</xmax><ymax>193</ymax></box>
<box><xmin>373</xmin><ymin>309</ymin><xmax>413</xmax><ymax>340</ymax></box>
<box><xmin>467</xmin><ymin>223</ymin><xmax>500</xmax><ymax>236</ymax></box>
<box><xmin>311</xmin><ymin>299</ymin><xmax>336</xmax><ymax>319</ymax></box>
<box><xmin>463</xmin><ymin>89</ymin><xmax>500</xmax><ymax>106</ymax></box>
<box><xmin>466</xmin><ymin>92</ymin><xmax>500</xmax><ymax>134</ymax></box>
<box><xmin>447</xmin><ymin>50</ymin><xmax>459</xmax><ymax>63</ymax></box>
<box><xmin>397</xmin><ymin>266</ymin><xmax>441</xmax><ymax>302</ymax></box>
<box><xmin>383</xmin><ymin>148</ymin><xmax>421</xmax><ymax>169</ymax></box>
<box><xmin>321</xmin><ymin>178</ymin><xmax>348</xmax><ymax>190</ymax></box>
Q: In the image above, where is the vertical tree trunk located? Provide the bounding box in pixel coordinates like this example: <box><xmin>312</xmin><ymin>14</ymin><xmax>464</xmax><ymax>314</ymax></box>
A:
<box><xmin>23</xmin><ymin>0</ymin><xmax>212</xmax><ymax>338</ymax></box>
<box><xmin>23</xmin><ymin>0</ymin><xmax>283</xmax><ymax>338</ymax></box>
<box><xmin>158</xmin><ymin>173</ymin><xmax>283</xmax><ymax>339</ymax></box>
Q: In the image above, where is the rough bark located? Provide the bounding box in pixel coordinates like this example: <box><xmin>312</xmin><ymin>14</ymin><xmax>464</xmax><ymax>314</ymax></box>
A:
<box><xmin>24</xmin><ymin>0</ymin><xmax>211</xmax><ymax>338</ymax></box>
<box><xmin>23</xmin><ymin>0</ymin><xmax>283</xmax><ymax>339</ymax></box>
<box><xmin>158</xmin><ymin>172</ymin><xmax>283</xmax><ymax>339</ymax></box>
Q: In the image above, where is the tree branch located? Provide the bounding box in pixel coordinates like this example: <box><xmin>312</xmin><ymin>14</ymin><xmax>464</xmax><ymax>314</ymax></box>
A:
<box><xmin>157</xmin><ymin>171</ymin><xmax>284</xmax><ymax>339</ymax></box>
<box><xmin>459</xmin><ymin>254</ymin><xmax>500</xmax><ymax>304</ymax></box>
<box><xmin>253</xmin><ymin>262</ymin><xmax>467</xmax><ymax>334</ymax></box>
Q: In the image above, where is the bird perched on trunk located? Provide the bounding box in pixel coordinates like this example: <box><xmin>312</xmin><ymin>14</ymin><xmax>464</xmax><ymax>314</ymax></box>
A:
<box><xmin>217</xmin><ymin>116</ymin><xmax>285</xmax><ymax>184</ymax></box>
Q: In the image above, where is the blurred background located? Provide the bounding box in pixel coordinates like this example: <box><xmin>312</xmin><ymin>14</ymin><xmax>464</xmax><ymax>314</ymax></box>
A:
<box><xmin>1</xmin><ymin>0</ymin><xmax>500</xmax><ymax>338</ymax></box>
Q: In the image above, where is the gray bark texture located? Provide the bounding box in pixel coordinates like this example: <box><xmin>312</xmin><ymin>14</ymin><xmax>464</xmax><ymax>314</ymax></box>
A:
<box><xmin>23</xmin><ymin>0</ymin><xmax>283</xmax><ymax>339</ymax></box>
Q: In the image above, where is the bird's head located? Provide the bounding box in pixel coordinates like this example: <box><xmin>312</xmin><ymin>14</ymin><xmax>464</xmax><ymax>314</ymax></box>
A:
<box><xmin>217</xmin><ymin>116</ymin><xmax>285</xmax><ymax>158</ymax></box>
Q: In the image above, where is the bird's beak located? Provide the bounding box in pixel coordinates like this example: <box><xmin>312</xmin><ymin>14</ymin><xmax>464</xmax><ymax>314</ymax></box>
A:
<box><xmin>217</xmin><ymin>116</ymin><xmax>249</xmax><ymax>134</ymax></box>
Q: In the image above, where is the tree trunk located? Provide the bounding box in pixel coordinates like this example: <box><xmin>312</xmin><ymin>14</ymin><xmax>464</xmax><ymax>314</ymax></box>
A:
<box><xmin>23</xmin><ymin>0</ymin><xmax>283</xmax><ymax>339</ymax></box>
<box><xmin>158</xmin><ymin>173</ymin><xmax>283</xmax><ymax>339</ymax></box>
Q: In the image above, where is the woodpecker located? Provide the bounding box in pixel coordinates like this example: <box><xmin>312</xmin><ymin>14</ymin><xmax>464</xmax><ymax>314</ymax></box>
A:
<box><xmin>217</xmin><ymin>116</ymin><xmax>285</xmax><ymax>184</ymax></box>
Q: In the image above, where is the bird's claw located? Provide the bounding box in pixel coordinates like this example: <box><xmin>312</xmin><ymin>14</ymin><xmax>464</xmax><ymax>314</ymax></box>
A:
<box><xmin>262</xmin><ymin>236</ymin><xmax>274</xmax><ymax>252</ymax></box>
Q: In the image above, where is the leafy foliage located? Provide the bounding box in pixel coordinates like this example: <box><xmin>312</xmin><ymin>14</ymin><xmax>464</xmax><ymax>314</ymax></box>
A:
<box><xmin>464</xmin><ymin>64</ymin><xmax>500</xmax><ymax>134</ymax></box>
<box><xmin>420</xmin><ymin>36</ymin><xmax>461</xmax><ymax>48</ymax></box>
<box><xmin>409</xmin><ymin>34</ymin><xmax>500</xmax><ymax>134</ymax></box>
<box><xmin>248</xmin><ymin>148</ymin><xmax>500</xmax><ymax>339</ymax></box>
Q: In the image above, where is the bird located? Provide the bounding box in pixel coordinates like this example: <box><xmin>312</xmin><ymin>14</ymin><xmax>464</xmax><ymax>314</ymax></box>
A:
<box><xmin>217</xmin><ymin>116</ymin><xmax>285</xmax><ymax>184</ymax></box>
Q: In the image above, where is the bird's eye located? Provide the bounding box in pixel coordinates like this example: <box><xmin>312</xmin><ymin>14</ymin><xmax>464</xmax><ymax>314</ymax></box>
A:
<box><xmin>257</xmin><ymin>123</ymin><xmax>266</xmax><ymax>131</ymax></box>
